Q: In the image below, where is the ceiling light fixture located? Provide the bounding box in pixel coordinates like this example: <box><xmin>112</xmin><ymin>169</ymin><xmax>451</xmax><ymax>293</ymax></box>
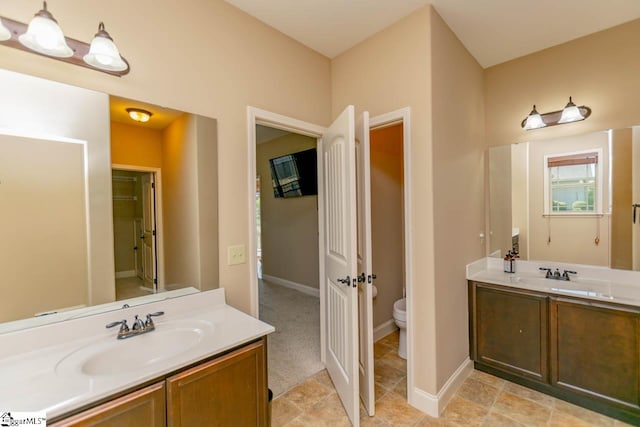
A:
<box><xmin>0</xmin><ymin>2</ymin><xmax>130</xmax><ymax>76</ymax></box>
<box><xmin>126</xmin><ymin>108</ymin><xmax>153</xmax><ymax>123</ymax></box>
<box><xmin>521</xmin><ymin>97</ymin><xmax>591</xmax><ymax>131</ymax></box>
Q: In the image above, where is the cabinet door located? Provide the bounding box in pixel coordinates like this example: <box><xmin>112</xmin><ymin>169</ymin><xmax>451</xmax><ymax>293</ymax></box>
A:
<box><xmin>50</xmin><ymin>382</ymin><xmax>165</xmax><ymax>427</ymax></box>
<box><xmin>550</xmin><ymin>298</ymin><xmax>640</xmax><ymax>410</ymax></box>
<box><xmin>166</xmin><ymin>339</ymin><xmax>267</xmax><ymax>427</ymax></box>
<box><xmin>473</xmin><ymin>283</ymin><xmax>549</xmax><ymax>382</ymax></box>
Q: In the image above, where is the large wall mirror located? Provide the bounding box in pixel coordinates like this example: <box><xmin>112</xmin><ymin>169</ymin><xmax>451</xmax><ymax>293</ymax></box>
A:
<box><xmin>488</xmin><ymin>127</ymin><xmax>640</xmax><ymax>270</ymax></box>
<box><xmin>0</xmin><ymin>69</ymin><xmax>219</xmax><ymax>333</ymax></box>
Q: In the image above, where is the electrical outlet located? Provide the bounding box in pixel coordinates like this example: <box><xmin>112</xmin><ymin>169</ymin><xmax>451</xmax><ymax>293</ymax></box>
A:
<box><xmin>227</xmin><ymin>244</ymin><xmax>246</xmax><ymax>265</ymax></box>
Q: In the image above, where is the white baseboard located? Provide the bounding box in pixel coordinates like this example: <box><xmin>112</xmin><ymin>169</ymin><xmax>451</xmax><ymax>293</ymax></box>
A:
<box><xmin>409</xmin><ymin>358</ymin><xmax>473</xmax><ymax>417</ymax></box>
<box><xmin>373</xmin><ymin>319</ymin><xmax>398</xmax><ymax>342</ymax></box>
<box><xmin>115</xmin><ymin>270</ymin><xmax>136</xmax><ymax>279</ymax></box>
<box><xmin>262</xmin><ymin>274</ymin><xmax>320</xmax><ymax>298</ymax></box>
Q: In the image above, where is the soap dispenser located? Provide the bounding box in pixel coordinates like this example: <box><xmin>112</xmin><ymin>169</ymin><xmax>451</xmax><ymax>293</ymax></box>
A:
<box><xmin>504</xmin><ymin>251</ymin><xmax>514</xmax><ymax>273</ymax></box>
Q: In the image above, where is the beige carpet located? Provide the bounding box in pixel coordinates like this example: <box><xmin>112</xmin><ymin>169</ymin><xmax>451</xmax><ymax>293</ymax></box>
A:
<box><xmin>259</xmin><ymin>279</ymin><xmax>324</xmax><ymax>397</ymax></box>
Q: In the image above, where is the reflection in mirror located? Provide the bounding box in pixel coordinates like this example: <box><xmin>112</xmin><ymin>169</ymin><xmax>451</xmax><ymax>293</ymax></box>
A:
<box><xmin>0</xmin><ymin>69</ymin><xmax>218</xmax><ymax>333</ymax></box>
<box><xmin>488</xmin><ymin>128</ymin><xmax>640</xmax><ymax>270</ymax></box>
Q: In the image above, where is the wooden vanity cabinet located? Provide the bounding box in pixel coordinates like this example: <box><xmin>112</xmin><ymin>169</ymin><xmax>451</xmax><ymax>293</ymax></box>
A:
<box><xmin>469</xmin><ymin>281</ymin><xmax>640</xmax><ymax>424</ymax></box>
<box><xmin>550</xmin><ymin>297</ymin><xmax>640</xmax><ymax>412</ymax></box>
<box><xmin>470</xmin><ymin>282</ymin><xmax>548</xmax><ymax>382</ymax></box>
<box><xmin>167</xmin><ymin>339</ymin><xmax>267</xmax><ymax>427</ymax></box>
<box><xmin>49</xmin><ymin>382</ymin><xmax>166</xmax><ymax>427</ymax></box>
<box><xmin>50</xmin><ymin>338</ymin><xmax>268</xmax><ymax>427</ymax></box>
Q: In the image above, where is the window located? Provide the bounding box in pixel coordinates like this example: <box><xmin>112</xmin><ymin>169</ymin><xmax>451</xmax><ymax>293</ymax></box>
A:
<box><xmin>543</xmin><ymin>149</ymin><xmax>603</xmax><ymax>215</ymax></box>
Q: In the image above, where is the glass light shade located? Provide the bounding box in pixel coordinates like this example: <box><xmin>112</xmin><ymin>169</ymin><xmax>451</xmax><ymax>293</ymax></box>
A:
<box><xmin>523</xmin><ymin>113</ymin><xmax>545</xmax><ymax>130</ymax></box>
<box><xmin>558</xmin><ymin>97</ymin><xmax>584</xmax><ymax>123</ymax></box>
<box><xmin>83</xmin><ymin>26</ymin><xmax>128</xmax><ymax>72</ymax></box>
<box><xmin>0</xmin><ymin>18</ymin><xmax>11</xmax><ymax>41</ymax></box>
<box><xmin>523</xmin><ymin>105</ymin><xmax>546</xmax><ymax>130</ymax></box>
<box><xmin>127</xmin><ymin>108</ymin><xmax>152</xmax><ymax>123</ymax></box>
<box><xmin>19</xmin><ymin>14</ymin><xmax>72</xmax><ymax>58</ymax></box>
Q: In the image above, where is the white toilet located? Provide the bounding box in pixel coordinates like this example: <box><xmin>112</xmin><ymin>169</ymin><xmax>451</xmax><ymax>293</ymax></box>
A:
<box><xmin>393</xmin><ymin>298</ymin><xmax>407</xmax><ymax>359</ymax></box>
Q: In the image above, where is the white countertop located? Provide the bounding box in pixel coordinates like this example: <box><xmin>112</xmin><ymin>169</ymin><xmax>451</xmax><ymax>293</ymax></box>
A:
<box><xmin>467</xmin><ymin>257</ymin><xmax>640</xmax><ymax>307</ymax></box>
<box><xmin>0</xmin><ymin>288</ymin><xmax>275</xmax><ymax>419</ymax></box>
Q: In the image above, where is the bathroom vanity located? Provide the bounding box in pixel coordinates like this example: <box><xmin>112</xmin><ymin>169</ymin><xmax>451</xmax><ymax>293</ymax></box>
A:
<box><xmin>0</xmin><ymin>288</ymin><xmax>274</xmax><ymax>426</ymax></box>
<box><xmin>467</xmin><ymin>258</ymin><xmax>640</xmax><ymax>424</ymax></box>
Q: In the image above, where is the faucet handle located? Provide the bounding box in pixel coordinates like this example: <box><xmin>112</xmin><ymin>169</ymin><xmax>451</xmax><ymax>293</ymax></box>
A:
<box><xmin>106</xmin><ymin>319</ymin><xmax>129</xmax><ymax>332</ymax></box>
<box><xmin>145</xmin><ymin>311</ymin><xmax>165</xmax><ymax>328</ymax></box>
<box><xmin>563</xmin><ymin>270</ymin><xmax>577</xmax><ymax>280</ymax></box>
<box><xmin>539</xmin><ymin>267</ymin><xmax>552</xmax><ymax>278</ymax></box>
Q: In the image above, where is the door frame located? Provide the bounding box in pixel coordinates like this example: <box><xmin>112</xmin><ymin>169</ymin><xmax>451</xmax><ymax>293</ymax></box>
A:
<box><xmin>112</xmin><ymin>164</ymin><xmax>165</xmax><ymax>292</ymax></box>
<box><xmin>369</xmin><ymin>107</ymin><xmax>414</xmax><ymax>402</ymax></box>
<box><xmin>246</xmin><ymin>106</ymin><xmax>327</xmax><ymax>362</ymax></box>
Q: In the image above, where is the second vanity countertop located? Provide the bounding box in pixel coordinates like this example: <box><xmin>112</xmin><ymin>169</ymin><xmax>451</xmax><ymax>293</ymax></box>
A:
<box><xmin>467</xmin><ymin>257</ymin><xmax>640</xmax><ymax>307</ymax></box>
<box><xmin>0</xmin><ymin>288</ymin><xmax>275</xmax><ymax>419</ymax></box>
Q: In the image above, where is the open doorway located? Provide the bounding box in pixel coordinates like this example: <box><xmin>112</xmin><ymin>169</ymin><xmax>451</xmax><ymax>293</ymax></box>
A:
<box><xmin>112</xmin><ymin>167</ymin><xmax>161</xmax><ymax>300</ymax></box>
<box><xmin>254</xmin><ymin>123</ymin><xmax>324</xmax><ymax>396</ymax></box>
<box><xmin>363</xmin><ymin>108</ymin><xmax>414</xmax><ymax>417</ymax></box>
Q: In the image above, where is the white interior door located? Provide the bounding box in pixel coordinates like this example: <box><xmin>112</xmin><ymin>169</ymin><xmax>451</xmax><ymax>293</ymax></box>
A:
<box><xmin>323</xmin><ymin>105</ymin><xmax>360</xmax><ymax>427</ymax></box>
<box><xmin>141</xmin><ymin>173</ymin><xmax>156</xmax><ymax>289</ymax></box>
<box><xmin>355</xmin><ymin>111</ymin><xmax>375</xmax><ymax>416</ymax></box>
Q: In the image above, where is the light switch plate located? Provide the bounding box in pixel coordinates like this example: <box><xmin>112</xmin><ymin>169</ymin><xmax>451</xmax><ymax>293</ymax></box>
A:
<box><xmin>227</xmin><ymin>244</ymin><xmax>246</xmax><ymax>265</ymax></box>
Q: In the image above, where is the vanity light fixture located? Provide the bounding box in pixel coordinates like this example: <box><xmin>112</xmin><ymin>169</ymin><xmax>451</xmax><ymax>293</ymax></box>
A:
<box><xmin>558</xmin><ymin>96</ymin><xmax>585</xmax><ymax>123</ymax></box>
<box><xmin>83</xmin><ymin>22</ymin><xmax>128</xmax><ymax>72</ymax></box>
<box><xmin>0</xmin><ymin>18</ymin><xmax>11</xmax><ymax>41</ymax></box>
<box><xmin>0</xmin><ymin>2</ymin><xmax>130</xmax><ymax>76</ymax></box>
<box><xmin>521</xmin><ymin>96</ymin><xmax>591</xmax><ymax>131</ymax></box>
<box><xmin>18</xmin><ymin>1</ymin><xmax>72</xmax><ymax>58</ymax></box>
<box><xmin>126</xmin><ymin>108</ymin><xmax>153</xmax><ymax>123</ymax></box>
<box><xmin>522</xmin><ymin>105</ymin><xmax>546</xmax><ymax>130</ymax></box>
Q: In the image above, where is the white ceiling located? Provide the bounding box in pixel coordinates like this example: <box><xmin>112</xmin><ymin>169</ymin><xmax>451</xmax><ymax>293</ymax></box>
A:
<box><xmin>224</xmin><ymin>0</ymin><xmax>640</xmax><ymax>68</ymax></box>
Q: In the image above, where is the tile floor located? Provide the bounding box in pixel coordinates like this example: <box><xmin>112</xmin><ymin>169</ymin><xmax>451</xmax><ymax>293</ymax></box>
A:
<box><xmin>272</xmin><ymin>331</ymin><xmax>630</xmax><ymax>426</ymax></box>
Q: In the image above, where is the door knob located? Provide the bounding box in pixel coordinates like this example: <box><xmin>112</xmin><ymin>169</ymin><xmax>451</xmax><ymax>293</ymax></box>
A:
<box><xmin>337</xmin><ymin>276</ymin><xmax>351</xmax><ymax>285</ymax></box>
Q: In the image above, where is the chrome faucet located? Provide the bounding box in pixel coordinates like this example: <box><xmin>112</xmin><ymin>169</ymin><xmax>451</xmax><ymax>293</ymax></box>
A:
<box><xmin>539</xmin><ymin>267</ymin><xmax>577</xmax><ymax>281</ymax></box>
<box><xmin>106</xmin><ymin>311</ymin><xmax>164</xmax><ymax>339</ymax></box>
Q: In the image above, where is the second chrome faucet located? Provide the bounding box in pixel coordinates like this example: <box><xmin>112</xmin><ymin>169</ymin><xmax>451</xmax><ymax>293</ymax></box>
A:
<box><xmin>106</xmin><ymin>311</ymin><xmax>165</xmax><ymax>339</ymax></box>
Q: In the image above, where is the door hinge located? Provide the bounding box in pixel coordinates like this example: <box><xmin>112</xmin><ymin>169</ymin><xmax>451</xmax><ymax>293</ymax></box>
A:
<box><xmin>152</xmin><ymin>229</ymin><xmax>156</xmax><ymax>236</ymax></box>
<box><xmin>153</xmin><ymin>278</ymin><xmax>157</xmax><ymax>285</ymax></box>
<box><xmin>368</xmin><ymin>274</ymin><xmax>377</xmax><ymax>283</ymax></box>
<box><xmin>151</xmin><ymin>182</ymin><xmax>155</xmax><ymax>189</ymax></box>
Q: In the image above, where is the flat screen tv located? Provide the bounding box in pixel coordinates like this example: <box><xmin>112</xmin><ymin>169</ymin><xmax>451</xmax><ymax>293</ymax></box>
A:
<box><xmin>269</xmin><ymin>148</ymin><xmax>317</xmax><ymax>198</ymax></box>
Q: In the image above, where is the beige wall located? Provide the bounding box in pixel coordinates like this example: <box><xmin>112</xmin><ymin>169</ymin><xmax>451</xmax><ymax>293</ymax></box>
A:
<box><xmin>430</xmin><ymin>10</ymin><xmax>485</xmax><ymax>390</ymax></box>
<box><xmin>488</xmin><ymin>145</ymin><xmax>512</xmax><ymax>256</ymax></box>
<box><xmin>195</xmin><ymin>116</ymin><xmax>219</xmax><ymax>292</ymax></box>
<box><xmin>162</xmin><ymin>114</ymin><xmax>200</xmax><ymax>288</ymax></box>
<box><xmin>0</xmin><ymin>69</ymin><xmax>114</xmax><ymax>308</ymax></box>
<box><xmin>485</xmin><ymin>18</ymin><xmax>640</xmax><ymax>149</ymax></box>
<box><xmin>111</xmin><ymin>121</ymin><xmax>163</xmax><ymax>168</ymax></box>
<box><xmin>257</xmin><ymin>133</ymin><xmax>319</xmax><ymax>289</ymax></box>
<box><xmin>511</xmin><ymin>143</ymin><xmax>529</xmax><ymax>259</ymax></box>
<box><xmin>161</xmin><ymin>114</ymin><xmax>218</xmax><ymax>290</ymax></box>
<box><xmin>611</xmin><ymin>128</ymin><xmax>633</xmax><ymax>270</ymax></box>
<box><xmin>332</xmin><ymin>6</ymin><xmax>437</xmax><ymax>393</ymax></box>
<box><xmin>332</xmin><ymin>5</ymin><xmax>485</xmax><ymax>394</ymax></box>
<box><xmin>0</xmin><ymin>0</ymin><xmax>331</xmax><ymax>313</ymax></box>
<box><xmin>527</xmin><ymin>132</ymin><xmax>609</xmax><ymax>266</ymax></box>
<box><xmin>0</xmin><ymin>135</ymin><xmax>88</xmax><ymax>322</ymax></box>
<box><xmin>370</xmin><ymin>124</ymin><xmax>404</xmax><ymax>328</ymax></box>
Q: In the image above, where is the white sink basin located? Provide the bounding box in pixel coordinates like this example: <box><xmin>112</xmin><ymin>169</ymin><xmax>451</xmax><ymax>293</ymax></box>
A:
<box><xmin>56</xmin><ymin>320</ymin><xmax>212</xmax><ymax>377</ymax></box>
